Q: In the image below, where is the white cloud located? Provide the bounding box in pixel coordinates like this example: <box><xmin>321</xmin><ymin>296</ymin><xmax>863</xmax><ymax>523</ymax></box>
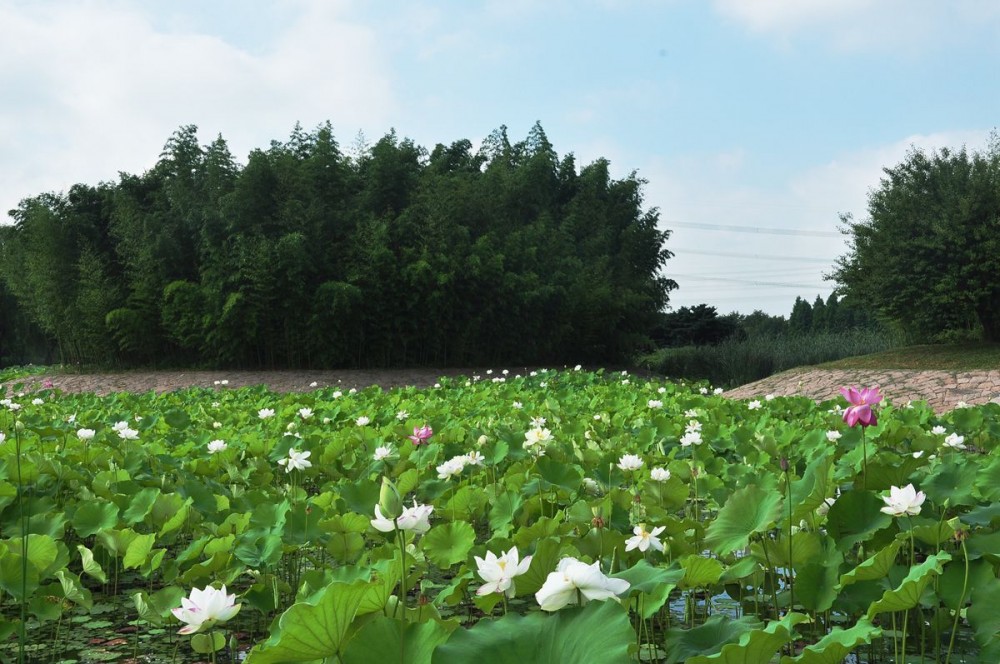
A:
<box><xmin>0</xmin><ymin>0</ymin><xmax>391</xmax><ymax>217</ymax></box>
<box><xmin>711</xmin><ymin>0</ymin><xmax>1000</xmax><ymax>52</ymax></box>
<box><xmin>641</xmin><ymin>128</ymin><xmax>994</xmax><ymax>314</ymax></box>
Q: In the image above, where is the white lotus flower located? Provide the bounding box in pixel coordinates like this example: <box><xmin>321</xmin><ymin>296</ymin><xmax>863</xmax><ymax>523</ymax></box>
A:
<box><xmin>617</xmin><ymin>454</ymin><xmax>643</xmax><ymax>472</ymax></box>
<box><xmin>582</xmin><ymin>477</ymin><xmax>601</xmax><ymax>495</ymax></box>
<box><xmin>535</xmin><ymin>558</ymin><xmax>630</xmax><ymax>611</ymax></box>
<box><xmin>77</xmin><ymin>428</ymin><xmax>96</xmax><ymax>441</ymax></box>
<box><xmin>464</xmin><ymin>450</ymin><xmax>485</xmax><ymax>466</ymax></box>
<box><xmin>298</xmin><ymin>407</ymin><xmax>313</xmax><ymax>420</ymax></box>
<box><xmin>685</xmin><ymin>420</ymin><xmax>702</xmax><ymax>434</ymax></box>
<box><xmin>574</xmin><ymin>364</ymin><xmax>582</xmax><ymax>371</ymax></box>
<box><xmin>650</xmin><ymin>467</ymin><xmax>671</xmax><ymax>482</ymax></box>
<box><xmin>349</xmin><ymin>388</ymin><xmax>357</xmax><ymax>394</ymax></box>
<box><xmin>212</xmin><ymin>421</ymin><xmax>222</xmax><ymax>429</ymax></box>
<box><xmin>880</xmin><ymin>484</ymin><xmax>926</xmax><ymax>517</ymax></box>
<box><xmin>943</xmin><ymin>433</ymin><xmax>967</xmax><ymax>450</ymax></box>
<box><xmin>684</xmin><ymin>409</ymin><xmax>699</xmax><ymax>418</ymax></box>
<box><xmin>512</xmin><ymin>401</ymin><xmax>523</xmax><ymax>409</ymax></box>
<box><xmin>333</xmin><ymin>391</ymin><xmax>343</xmax><ymax>399</ymax></box>
<box><xmin>309</xmin><ymin>381</ymin><xmax>318</xmax><ymax>388</ymax></box>
<box><xmin>118</xmin><ymin>427</ymin><xmax>139</xmax><ymax>440</ymax></box>
<box><xmin>258</xmin><ymin>408</ymin><xmax>275</xmax><ymax>419</ymax></box>
<box><xmin>207</xmin><ymin>440</ymin><xmax>227</xmax><ymax>454</ymax></box>
<box><xmin>530</xmin><ymin>416</ymin><xmax>547</xmax><ymax>428</ymax></box>
<box><xmin>931</xmin><ymin>425</ymin><xmax>946</xmax><ymax>435</ymax></box>
<box><xmin>679</xmin><ymin>431</ymin><xmax>702</xmax><ymax>447</ymax></box>
<box><xmin>396</xmin><ymin>410</ymin><xmax>409</xmax><ymax>421</ymax></box>
<box><xmin>277</xmin><ymin>448</ymin><xmax>312</xmax><ymax>473</ymax></box>
<box><xmin>648</xmin><ymin>399</ymin><xmax>663</xmax><ymax>409</ymax></box>
<box><xmin>816</xmin><ymin>496</ymin><xmax>837</xmax><ymax>516</ymax></box>
<box><xmin>112</xmin><ymin>421</ymin><xmax>129</xmax><ymax>432</ymax></box>
<box><xmin>31</xmin><ymin>398</ymin><xmax>44</xmax><ymax>406</ymax></box>
<box><xmin>356</xmin><ymin>416</ymin><xmax>370</xmax><ymax>426</ymax></box>
<box><xmin>765</xmin><ymin>394</ymin><xmax>775</xmax><ymax>401</ymax></box>
<box><xmin>371</xmin><ymin>500</ymin><xmax>434</xmax><ymax>534</ymax></box>
<box><xmin>747</xmin><ymin>400</ymin><xmax>762</xmax><ymax>411</ymax></box>
<box><xmin>475</xmin><ymin>547</ymin><xmax>532</xmax><ymax>597</ymax></box>
<box><xmin>374</xmin><ymin>445</ymin><xmax>394</xmax><ymax>461</ymax></box>
<box><xmin>826</xmin><ymin>430</ymin><xmax>842</xmax><ymax>442</ymax></box>
<box><xmin>524</xmin><ymin>427</ymin><xmax>553</xmax><ymax>449</ymax></box>
<box><xmin>437</xmin><ymin>457</ymin><xmax>467</xmax><ymax>480</ymax></box>
<box><xmin>625</xmin><ymin>524</ymin><xmax>666</xmax><ymax>553</ymax></box>
<box><xmin>172</xmin><ymin>585</ymin><xmax>241</xmax><ymax>634</ymax></box>
<box><xmin>658</xmin><ymin>387</ymin><xmax>667</xmax><ymax>394</ymax></box>
<box><xmin>714</xmin><ymin>388</ymin><xmax>724</xmax><ymax>395</ymax></box>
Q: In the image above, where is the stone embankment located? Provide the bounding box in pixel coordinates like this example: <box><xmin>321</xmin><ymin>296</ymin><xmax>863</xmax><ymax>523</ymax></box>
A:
<box><xmin>725</xmin><ymin>369</ymin><xmax>1000</xmax><ymax>413</ymax></box>
<box><xmin>4</xmin><ymin>368</ymin><xmax>1000</xmax><ymax>414</ymax></box>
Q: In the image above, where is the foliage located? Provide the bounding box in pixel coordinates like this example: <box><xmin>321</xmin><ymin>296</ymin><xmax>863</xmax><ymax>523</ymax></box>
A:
<box><xmin>833</xmin><ymin>138</ymin><xmax>1000</xmax><ymax>341</ymax></box>
<box><xmin>0</xmin><ymin>368</ymin><xmax>995</xmax><ymax>661</ymax></box>
<box><xmin>637</xmin><ymin>328</ymin><xmax>900</xmax><ymax>386</ymax></box>
<box><xmin>0</xmin><ymin>123</ymin><xmax>675</xmax><ymax>369</ymax></box>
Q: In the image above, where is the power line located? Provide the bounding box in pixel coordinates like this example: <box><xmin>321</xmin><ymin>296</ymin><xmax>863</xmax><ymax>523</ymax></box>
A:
<box><xmin>671</xmin><ymin>247</ymin><xmax>838</xmax><ymax>263</ymax></box>
<box><xmin>665</xmin><ymin>220</ymin><xmax>841</xmax><ymax>237</ymax></box>
<box><xmin>670</xmin><ymin>273</ymin><xmax>829</xmax><ymax>289</ymax></box>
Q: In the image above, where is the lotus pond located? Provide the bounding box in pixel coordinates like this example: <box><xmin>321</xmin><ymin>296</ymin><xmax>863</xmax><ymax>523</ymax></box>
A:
<box><xmin>1</xmin><ymin>369</ymin><xmax>998</xmax><ymax>663</ymax></box>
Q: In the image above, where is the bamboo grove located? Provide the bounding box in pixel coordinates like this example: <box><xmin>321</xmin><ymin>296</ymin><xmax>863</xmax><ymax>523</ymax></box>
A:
<box><xmin>0</xmin><ymin>123</ymin><xmax>675</xmax><ymax>369</ymax></box>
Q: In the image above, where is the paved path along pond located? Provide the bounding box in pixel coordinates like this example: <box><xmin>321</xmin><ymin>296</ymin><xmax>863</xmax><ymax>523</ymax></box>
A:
<box><xmin>6</xmin><ymin>367</ymin><xmax>1000</xmax><ymax>413</ymax></box>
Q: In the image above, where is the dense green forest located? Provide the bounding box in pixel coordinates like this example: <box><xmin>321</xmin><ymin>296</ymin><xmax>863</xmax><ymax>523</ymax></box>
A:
<box><xmin>0</xmin><ymin>123</ymin><xmax>676</xmax><ymax>368</ymax></box>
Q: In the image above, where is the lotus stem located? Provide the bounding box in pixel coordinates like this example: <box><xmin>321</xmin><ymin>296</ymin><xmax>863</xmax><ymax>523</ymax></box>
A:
<box><xmin>945</xmin><ymin>538</ymin><xmax>969</xmax><ymax>664</ymax></box>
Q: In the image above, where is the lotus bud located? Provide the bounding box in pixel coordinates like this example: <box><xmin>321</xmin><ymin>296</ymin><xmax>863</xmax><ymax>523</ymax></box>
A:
<box><xmin>378</xmin><ymin>476</ymin><xmax>403</xmax><ymax>519</ymax></box>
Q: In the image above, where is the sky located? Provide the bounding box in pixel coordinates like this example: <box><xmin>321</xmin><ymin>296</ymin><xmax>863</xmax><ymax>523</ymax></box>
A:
<box><xmin>2</xmin><ymin>0</ymin><xmax>998</xmax><ymax>316</ymax></box>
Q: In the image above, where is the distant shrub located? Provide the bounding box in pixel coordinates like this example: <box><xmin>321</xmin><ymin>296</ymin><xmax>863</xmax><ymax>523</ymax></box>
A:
<box><xmin>636</xmin><ymin>329</ymin><xmax>903</xmax><ymax>386</ymax></box>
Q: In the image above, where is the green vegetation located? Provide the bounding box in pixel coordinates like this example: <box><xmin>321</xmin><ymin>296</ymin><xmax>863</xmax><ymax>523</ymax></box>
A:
<box><xmin>819</xmin><ymin>342</ymin><xmax>1000</xmax><ymax>371</ymax></box>
<box><xmin>0</xmin><ymin>369</ymin><xmax>994</xmax><ymax>662</ymax></box>
<box><xmin>0</xmin><ymin>123</ymin><xmax>674</xmax><ymax>369</ymax></box>
<box><xmin>637</xmin><ymin>329</ymin><xmax>900</xmax><ymax>387</ymax></box>
<box><xmin>833</xmin><ymin>138</ymin><xmax>1000</xmax><ymax>342</ymax></box>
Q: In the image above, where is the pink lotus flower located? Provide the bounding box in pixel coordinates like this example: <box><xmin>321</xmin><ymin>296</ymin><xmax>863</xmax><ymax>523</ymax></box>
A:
<box><xmin>839</xmin><ymin>386</ymin><xmax>883</xmax><ymax>428</ymax></box>
<box><xmin>408</xmin><ymin>424</ymin><xmax>433</xmax><ymax>446</ymax></box>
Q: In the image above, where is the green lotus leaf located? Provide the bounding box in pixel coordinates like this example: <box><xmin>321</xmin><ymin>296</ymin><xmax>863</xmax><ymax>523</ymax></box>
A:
<box><xmin>664</xmin><ymin>615</ymin><xmax>763</xmax><ymax>663</ymax></box>
<box><xmin>535</xmin><ymin>456</ymin><xmax>583</xmax><ymax>493</ymax></box>
<box><xmin>422</xmin><ymin>521</ymin><xmax>476</xmax><ymax>568</ymax></box>
<box><xmin>839</xmin><ymin>540</ymin><xmax>902</xmax><ymax>588</ymax></box>
<box><xmin>55</xmin><ymin>569</ymin><xmax>93</xmax><ymax>609</ymax></box>
<box><xmin>244</xmin><ymin>580</ymin><xmax>375</xmax><ymax>663</ymax></box>
<box><xmin>779</xmin><ymin>618</ymin><xmax>881</xmax><ymax>663</ymax></box>
<box><xmin>77</xmin><ymin>544</ymin><xmax>107</xmax><ymax>583</ymax></box>
<box><xmin>71</xmin><ymin>501</ymin><xmax>120</xmax><ymax>537</ymax></box>
<box><xmin>923</xmin><ymin>458</ymin><xmax>978</xmax><ymax>507</ymax></box>
<box><xmin>679</xmin><ymin>555</ymin><xmax>724</xmax><ymax>589</ymax></box>
<box><xmin>685</xmin><ymin>613</ymin><xmax>810</xmax><ymax>664</ymax></box>
<box><xmin>163</xmin><ymin>409</ymin><xmax>192</xmax><ymax>429</ymax></box>
<box><xmin>866</xmin><ymin>551</ymin><xmax>951</xmax><ymax>618</ymax></box>
<box><xmin>344</xmin><ymin>616</ymin><xmax>454</xmax><ymax>664</ymax></box>
<box><xmin>967</xmin><ymin>574</ymin><xmax>1000</xmax><ymax>646</ymax></box>
<box><xmin>825</xmin><ymin>490</ymin><xmax>892</xmax><ymax>552</ymax></box>
<box><xmin>122</xmin><ymin>487</ymin><xmax>161</xmax><ymax>524</ymax></box>
<box><xmin>432</xmin><ymin>598</ymin><xmax>634</xmax><ymax>664</ymax></box>
<box><xmin>704</xmin><ymin>484</ymin><xmax>783</xmax><ymax>556</ymax></box>
<box><xmin>513</xmin><ymin>537</ymin><xmax>562</xmax><ymax>598</ymax></box>
<box><xmin>786</xmin><ymin>452</ymin><xmax>834</xmax><ymax>526</ymax></box>
<box><xmin>123</xmin><ymin>532</ymin><xmax>156</xmax><ymax>569</ymax></box>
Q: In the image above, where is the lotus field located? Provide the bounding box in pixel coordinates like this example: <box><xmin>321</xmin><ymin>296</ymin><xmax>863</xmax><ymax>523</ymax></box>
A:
<box><xmin>2</xmin><ymin>369</ymin><xmax>999</xmax><ymax>662</ymax></box>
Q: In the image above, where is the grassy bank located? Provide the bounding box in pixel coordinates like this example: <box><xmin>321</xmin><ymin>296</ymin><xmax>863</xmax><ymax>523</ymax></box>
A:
<box><xmin>818</xmin><ymin>342</ymin><xmax>1000</xmax><ymax>370</ymax></box>
<box><xmin>637</xmin><ymin>329</ymin><xmax>901</xmax><ymax>387</ymax></box>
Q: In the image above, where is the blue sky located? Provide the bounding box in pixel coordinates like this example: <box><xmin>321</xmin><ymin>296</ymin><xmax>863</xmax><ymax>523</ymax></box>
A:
<box><xmin>2</xmin><ymin>0</ymin><xmax>998</xmax><ymax>315</ymax></box>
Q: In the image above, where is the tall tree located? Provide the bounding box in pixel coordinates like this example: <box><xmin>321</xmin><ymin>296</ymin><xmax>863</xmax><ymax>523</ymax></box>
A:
<box><xmin>833</xmin><ymin>140</ymin><xmax>1000</xmax><ymax>341</ymax></box>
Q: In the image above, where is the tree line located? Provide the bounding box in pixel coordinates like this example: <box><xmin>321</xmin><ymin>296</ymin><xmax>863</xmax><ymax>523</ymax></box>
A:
<box><xmin>0</xmin><ymin>123</ymin><xmax>676</xmax><ymax>369</ymax></box>
<box><xmin>650</xmin><ymin>294</ymin><xmax>877</xmax><ymax>349</ymax></box>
